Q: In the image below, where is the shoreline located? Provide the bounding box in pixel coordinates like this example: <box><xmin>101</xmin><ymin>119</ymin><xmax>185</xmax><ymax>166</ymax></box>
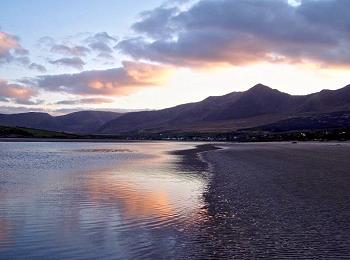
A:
<box><xmin>1</xmin><ymin>137</ymin><xmax>349</xmax><ymax>144</ymax></box>
<box><xmin>0</xmin><ymin>138</ymin><xmax>206</xmax><ymax>143</ymax></box>
<box><xmin>169</xmin><ymin>143</ymin><xmax>222</xmax><ymax>156</ymax></box>
<box><xmin>169</xmin><ymin>144</ymin><xmax>222</xmax><ymax>175</ymax></box>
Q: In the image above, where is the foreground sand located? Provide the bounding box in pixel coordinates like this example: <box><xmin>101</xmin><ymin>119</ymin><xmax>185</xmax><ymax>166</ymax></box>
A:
<box><xmin>181</xmin><ymin>142</ymin><xmax>350</xmax><ymax>259</ymax></box>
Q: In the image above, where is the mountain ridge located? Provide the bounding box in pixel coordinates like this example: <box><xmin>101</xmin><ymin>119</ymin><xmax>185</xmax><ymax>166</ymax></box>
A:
<box><xmin>1</xmin><ymin>84</ymin><xmax>350</xmax><ymax>135</ymax></box>
<box><xmin>0</xmin><ymin>110</ymin><xmax>121</xmax><ymax>134</ymax></box>
<box><xmin>98</xmin><ymin>84</ymin><xmax>350</xmax><ymax>134</ymax></box>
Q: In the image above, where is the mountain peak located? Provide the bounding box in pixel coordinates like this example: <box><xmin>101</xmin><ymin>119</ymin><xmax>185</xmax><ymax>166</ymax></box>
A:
<box><xmin>248</xmin><ymin>83</ymin><xmax>273</xmax><ymax>92</ymax></box>
<box><xmin>253</xmin><ymin>83</ymin><xmax>269</xmax><ymax>88</ymax></box>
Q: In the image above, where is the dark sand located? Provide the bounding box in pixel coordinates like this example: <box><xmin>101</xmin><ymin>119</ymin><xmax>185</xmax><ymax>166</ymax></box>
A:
<box><xmin>179</xmin><ymin>142</ymin><xmax>350</xmax><ymax>259</ymax></box>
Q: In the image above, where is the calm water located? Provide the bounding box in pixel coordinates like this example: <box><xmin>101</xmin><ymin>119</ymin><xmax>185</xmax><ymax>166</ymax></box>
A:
<box><xmin>0</xmin><ymin>142</ymin><xmax>208</xmax><ymax>259</ymax></box>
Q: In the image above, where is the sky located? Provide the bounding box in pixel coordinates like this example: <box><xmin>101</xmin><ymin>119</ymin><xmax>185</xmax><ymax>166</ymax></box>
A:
<box><xmin>0</xmin><ymin>0</ymin><xmax>349</xmax><ymax>114</ymax></box>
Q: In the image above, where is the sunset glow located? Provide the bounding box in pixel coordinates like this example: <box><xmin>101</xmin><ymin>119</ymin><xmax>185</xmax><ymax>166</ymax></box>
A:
<box><xmin>0</xmin><ymin>0</ymin><xmax>349</xmax><ymax>113</ymax></box>
<box><xmin>1</xmin><ymin>2</ymin><xmax>349</xmax><ymax>258</ymax></box>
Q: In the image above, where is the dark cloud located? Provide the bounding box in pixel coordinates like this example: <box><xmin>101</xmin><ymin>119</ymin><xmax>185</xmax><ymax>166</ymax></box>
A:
<box><xmin>117</xmin><ymin>0</ymin><xmax>350</xmax><ymax>68</ymax></box>
<box><xmin>49</xmin><ymin>57</ymin><xmax>86</xmax><ymax>70</ymax></box>
<box><xmin>51</xmin><ymin>44</ymin><xmax>90</xmax><ymax>57</ymax></box>
<box><xmin>33</xmin><ymin>61</ymin><xmax>172</xmax><ymax>96</ymax></box>
<box><xmin>297</xmin><ymin>0</ymin><xmax>350</xmax><ymax>31</ymax></box>
<box><xmin>0</xmin><ymin>79</ymin><xmax>38</xmax><ymax>105</ymax></box>
<box><xmin>56</xmin><ymin>97</ymin><xmax>114</xmax><ymax>105</ymax></box>
<box><xmin>132</xmin><ymin>7</ymin><xmax>180</xmax><ymax>38</ymax></box>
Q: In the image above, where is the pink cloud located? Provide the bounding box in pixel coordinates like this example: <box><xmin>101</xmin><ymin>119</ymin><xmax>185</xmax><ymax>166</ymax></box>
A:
<box><xmin>0</xmin><ymin>79</ymin><xmax>38</xmax><ymax>105</ymax></box>
<box><xmin>0</xmin><ymin>31</ymin><xmax>28</xmax><ymax>64</ymax></box>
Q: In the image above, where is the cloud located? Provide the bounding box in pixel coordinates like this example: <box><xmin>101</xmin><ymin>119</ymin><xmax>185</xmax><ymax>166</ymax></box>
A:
<box><xmin>86</xmin><ymin>32</ymin><xmax>118</xmax><ymax>44</ymax></box>
<box><xmin>38</xmin><ymin>31</ymin><xmax>118</xmax><ymax>64</ymax></box>
<box><xmin>97</xmin><ymin>52</ymin><xmax>114</xmax><ymax>60</ymax></box>
<box><xmin>33</xmin><ymin>61</ymin><xmax>172</xmax><ymax>96</ymax></box>
<box><xmin>56</xmin><ymin>97</ymin><xmax>114</xmax><ymax>105</ymax></box>
<box><xmin>53</xmin><ymin>108</ymin><xmax>147</xmax><ymax>115</ymax></box>
<box><xmin>37</xmin><ymin>36</ymin><xmax>55</xmax><ymax>47</ymax></box>
<box><xmin>0</xmin><ymin>79</ymin><xmax>38</xmax><ymax>105</ymax></box>
<box><xmin>132</xmin><ymin>7</ymin><xmax>180</xmax><ymax>38</ymax></box>
<box><xmin>0</xmin><ymin>106</ymin><xmax>145</xmax><ymax>115</ymax></box>
<box><xmin>0</xmin><ymin>106</ymin><xmax>47</xmax><ymax>114</ymax></box>
<box><xmin>117</xmin><ymin>0</ymin><xmax>350</xmax><ymax>68</ymax></box>
<box><xmin>0</xmin><ymin>31</ymin><xmax>30</xmax><ymax>65</ymax></box>
<box><xmin>49</xmin><ymin>57</ymin><xmax>86</xmax><ymax>70</ymax></box>
<box><xmin>1</xmin><ymin>30</ymin><xmax>47</xmax><ymax>72</ymax></box>
<box><xmin>29</xmin><ymin>63</ymin><xmax>47</xmax><ymax>73</ymax></box>
<box><xmin>86</xmin><ymin>32</ymin><xmax>118</xmax><ymax>59</ymax></box>
<box><xmin>89</xmin><ymin>41</ymin><xmax>113</xmax><ymax>54</ymax></box>
<box><xmin>51</xmin><ymin>44</ymin><xmax>90</xmax><ymax>57</ymax></box>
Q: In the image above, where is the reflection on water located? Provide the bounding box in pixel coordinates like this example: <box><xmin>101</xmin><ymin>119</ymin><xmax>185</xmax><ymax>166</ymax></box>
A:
<box><xmin>88</xmin><ymin>176</ymin><xmax>175</xmax><ymax>220</ymax></box>
<box><xmin>73</xmin><ymin>148</ymin><xmax>133</xmax><ymax>153</ymax></box>
<box><xmin>0</xmin><ymin>219</ymin><xmax>10</xmax><ymax>248</ymax></box>
<box><xmin>0</xmin><ymin>142</ymin><xmax>207</xmax><ymax>259</ymax></box>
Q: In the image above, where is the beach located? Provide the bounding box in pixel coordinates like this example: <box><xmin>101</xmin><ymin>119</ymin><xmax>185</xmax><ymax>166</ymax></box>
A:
<box><xmin>183</xmin><ymin>142</ymin><xmax>350</xmax><ymax>259</ymax></box>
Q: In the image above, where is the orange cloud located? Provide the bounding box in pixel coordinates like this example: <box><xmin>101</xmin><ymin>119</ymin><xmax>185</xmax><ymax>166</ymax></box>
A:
<box><xmin>122</xmin><ymin>60</ymin><xmax>172</xmax><ymax>85</ymax></box>
<box><xmin>35</xmin><ymin>61</ymin><xmax>173</xmax><ymax>96</ymax></box>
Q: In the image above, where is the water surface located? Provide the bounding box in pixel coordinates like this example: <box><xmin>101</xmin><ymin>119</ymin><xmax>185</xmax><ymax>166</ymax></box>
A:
<box><xmin>0</xmin><ymin>142</ymin><xmax>207</xmax><ymax>259</ymax></box>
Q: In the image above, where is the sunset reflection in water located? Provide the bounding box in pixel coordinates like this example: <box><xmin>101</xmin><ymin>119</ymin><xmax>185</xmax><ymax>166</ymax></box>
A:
<box><xmin>0</xmin><ymin>142</ymin><xmax>207</xmax><ymax>259</ymax></box>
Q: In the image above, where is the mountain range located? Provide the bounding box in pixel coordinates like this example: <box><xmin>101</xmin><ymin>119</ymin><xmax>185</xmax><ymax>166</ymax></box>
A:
<box><xmin>0</xmin><ymin>110</ymin><xmax>121</xmax><ymax>134</ymax></box>
<box><xmin>1</xmin><ymin>84</ymin><xmax>350</xmax><ymax>135</ymax></box>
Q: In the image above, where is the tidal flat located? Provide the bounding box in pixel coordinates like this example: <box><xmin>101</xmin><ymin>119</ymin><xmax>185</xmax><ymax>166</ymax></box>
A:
<box><xmin>194</xmin><ymin>142</ymin><xmax>350</xmax><ymax>259</ymax></box>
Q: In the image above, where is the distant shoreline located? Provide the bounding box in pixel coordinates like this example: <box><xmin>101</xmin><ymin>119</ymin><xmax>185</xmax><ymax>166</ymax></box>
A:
<box><xmin>1</xmin><ymin>137</ymin><xmax>349</xmax><ymax>144</ymax></box>
<box><xmin>0</xmin><ymin>138</ymin><xmax>168</xmax><ymax>143</ymax></box>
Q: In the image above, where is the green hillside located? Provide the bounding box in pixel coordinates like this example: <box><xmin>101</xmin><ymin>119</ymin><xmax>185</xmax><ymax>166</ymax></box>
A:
<box><xmin>0</xmin><ymin>125</ymin><xmax>79</xmax><ymax>138</ymax></box>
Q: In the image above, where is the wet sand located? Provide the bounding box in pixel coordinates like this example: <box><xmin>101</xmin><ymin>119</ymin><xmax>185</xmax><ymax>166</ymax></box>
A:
<box><xmin>180</xmin><ymin>142</ymin><xmax>350</xmax><ymax>259</ymax></box>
